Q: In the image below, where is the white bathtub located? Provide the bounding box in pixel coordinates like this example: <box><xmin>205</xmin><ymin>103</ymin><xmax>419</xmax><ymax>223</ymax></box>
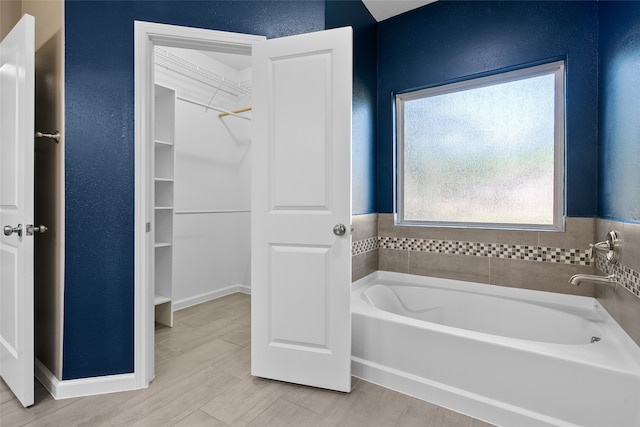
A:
<box><xmin>351</xmin><ymin>271</ymin><xmax>640</xmax><ymax>427</ymax></box>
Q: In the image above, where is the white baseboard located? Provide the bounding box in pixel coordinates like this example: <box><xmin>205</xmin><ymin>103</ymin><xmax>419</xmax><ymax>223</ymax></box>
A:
<box><xmin>172</xmin><ymin>284</ymin><xmax>250</xmax><ymax>311</ymax></box>
<box><xmin>35</xmin><ymin>359</ymin><xmax>143</xmax><ymax>400</ymax></box>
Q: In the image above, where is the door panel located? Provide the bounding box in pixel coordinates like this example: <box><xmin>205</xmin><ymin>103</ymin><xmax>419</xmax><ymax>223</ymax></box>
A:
<box><xmin>270</xmin><ymin>52</ymin><xmax>330</xmax><ymax>209</ymax></box>
<box><xmin>0</xmin><ymin>14</ymin><xmax>35</xmax><ymax>408</ymax></box>
<box><xmin>251</xmin><ymin>27</ymin><xmax>352</xmax><ymax>392</ymax></box>
<box><xmin>269</xmin><ymin>245</ymin><xmax>331</xmax><ymax>348</ymax></box>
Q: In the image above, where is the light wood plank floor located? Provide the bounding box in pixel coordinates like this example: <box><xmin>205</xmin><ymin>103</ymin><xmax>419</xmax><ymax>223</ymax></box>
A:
<box><xmin>1</xmin><ymin>293</ymin><xmax>495</xmax><ymax>426</ymax></box>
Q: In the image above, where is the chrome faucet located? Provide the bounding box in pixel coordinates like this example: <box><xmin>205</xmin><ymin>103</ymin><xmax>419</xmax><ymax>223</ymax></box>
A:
<box><xmin>569</xmin><ymin>231</ymin><xmax>622</xmax><ymax>290</ymax></box>
<box><xmin>568</xmin><ymin>273</ymin><xmax>618</xmax><ymax>289</ymax></box>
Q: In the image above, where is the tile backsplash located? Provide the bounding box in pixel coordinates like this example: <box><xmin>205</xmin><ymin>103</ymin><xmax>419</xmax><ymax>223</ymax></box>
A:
<box><xmin>351</xmin><ymin>214</ymin><xmax>378</xmax><ymax>282</ymax></box>
<box><xmin>594</xmin><ymin>219</ymin><xmax>640</xmax><ymax>345</ymax></box>
<box><xmin>353</xmin><ymin>214</ymin><xmax>596</xmax><ymax>296</ymax></box>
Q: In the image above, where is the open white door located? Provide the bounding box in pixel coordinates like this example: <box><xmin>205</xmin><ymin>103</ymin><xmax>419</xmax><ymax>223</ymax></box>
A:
<box><xmin>0</xmin><ymin>14</ymin><xmax>36</xmax><ymax>408</ymax></box>
<box><xmin>251</xmin><ymin>27</ymin><xmax>352</xmax><ymax>392</ymax></box>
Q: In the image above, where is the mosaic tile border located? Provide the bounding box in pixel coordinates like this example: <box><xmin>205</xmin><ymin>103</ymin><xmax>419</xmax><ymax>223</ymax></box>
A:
<box><xmin>596</xmin><ymin>254</ymin><xmax>640</xmax><ymax>298</ymax></box>
<box><xmin>379</xmin><ymin>237</ymin><xmax>591</xmax><ymax>264</ymax></box>
<box><xmin>352</xmin><ymin>237</ymin><xmax>379</xmax><ymax>256</ymax></box>
<box><xmin>352</xmin><ymin>236</ymin><xmax>591</xmax><ymax>265</ymax></box>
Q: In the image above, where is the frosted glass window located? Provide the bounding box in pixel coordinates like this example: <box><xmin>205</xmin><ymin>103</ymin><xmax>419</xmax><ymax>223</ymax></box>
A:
<box><xmin>396</xmin><ymin>61</ymin><xmax>565</xmax><ymax>230</ymax></box>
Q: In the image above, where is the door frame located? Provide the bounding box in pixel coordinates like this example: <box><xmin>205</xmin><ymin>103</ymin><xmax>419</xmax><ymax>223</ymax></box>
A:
<box><xmin>134</xmin><ymin>21</ymin><xmax>265</xmax><ymax>387</ymax></box>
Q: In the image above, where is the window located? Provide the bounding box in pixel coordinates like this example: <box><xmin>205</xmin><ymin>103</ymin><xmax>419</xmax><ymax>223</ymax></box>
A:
<box><xmin>396</xmin><ymin>61</ymin><xmax>565</xmax><ymax>230</ymax></box>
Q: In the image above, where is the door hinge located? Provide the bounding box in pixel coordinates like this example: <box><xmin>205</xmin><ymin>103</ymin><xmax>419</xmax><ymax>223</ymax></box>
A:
<box><xmin>26</xmin><ymin>224</ymin><xmax>48</xmax><ymax>236</ymax></box>
<box><xmin>146</xmin><ymin>222</ymin><xmax>151</xmax><ymax>233</ymax></box>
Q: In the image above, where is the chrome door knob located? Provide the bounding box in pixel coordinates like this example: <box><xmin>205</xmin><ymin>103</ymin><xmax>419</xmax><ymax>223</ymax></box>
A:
<box><xmin>333</xmin><ymin>224</ymin><xmax>346</xmax><ymax>236</ymax></box>
<box><xmin>3</xmin><ymin>224</ymin><xmax>23</xmax><ymax>237</ymax></box>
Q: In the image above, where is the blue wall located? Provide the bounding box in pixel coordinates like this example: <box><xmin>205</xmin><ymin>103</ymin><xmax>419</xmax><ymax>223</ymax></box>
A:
<box><xmin>326</xmin><ymin>1</ymin><xmax>377</xmax><ymax>215</ymax></box>
<box><xmin>598</xmin><ymin>1</ymin><xmax>640</xmax><ymax>223</ymax></box>
<box><xmin>64</xmin><ymin>0</ymin><xmax>638</xmax><ymax>381</ymax></box>
<box><xmin>376</xmin><ymin>0</ymin><xmax>599</xmax><ymax>216</ymax></box>
<box><xmin>64</xmin><ymin>0</ymin><xmax>325</xmax><ymax>380</ymax></box>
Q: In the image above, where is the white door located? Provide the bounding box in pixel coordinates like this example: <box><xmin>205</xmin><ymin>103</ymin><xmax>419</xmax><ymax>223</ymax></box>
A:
<box><xmin>251</xmin><ymin>27</ymin><xmax>352</xmax><ymax>392</ymax></box>
<box><xmin>0</xmin><ymin>14</ymin><xmax>35</xmax><ymax>408</ymax></box>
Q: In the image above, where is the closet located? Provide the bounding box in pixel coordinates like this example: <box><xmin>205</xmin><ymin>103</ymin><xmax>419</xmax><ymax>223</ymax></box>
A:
<box><xmin>153</xmin><ymin>46</ymin><xmax>252</xmax><ymax>325</ymax></box>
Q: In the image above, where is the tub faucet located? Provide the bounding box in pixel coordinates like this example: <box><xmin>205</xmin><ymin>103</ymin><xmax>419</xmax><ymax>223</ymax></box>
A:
<box><xmin>568</xmin><ymin>273</ymin><xmax>618</xmax><ymax>289</ymax></box>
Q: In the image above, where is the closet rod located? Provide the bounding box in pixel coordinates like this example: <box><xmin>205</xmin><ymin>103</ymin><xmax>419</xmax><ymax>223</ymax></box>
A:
<box><xmin>219</xmin><ymin>107</ymin><xmax>252</xmax><ymax>118</ymax></box>
<box><xmin>175</xmin><ymin>209</ymin><xmax>251</xmax><ymax>215</ymax></box>
<box><xmin>176</xmin><ymin>96</ymin><xmax>251</xmax><ymax>121</ymax></box>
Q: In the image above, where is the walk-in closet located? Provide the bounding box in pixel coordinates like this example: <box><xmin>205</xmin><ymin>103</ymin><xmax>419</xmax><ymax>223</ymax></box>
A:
<box><xmin>152</xmin><ymin>46</ymin><xmax>252</xmax><ymax>325</ymax></box>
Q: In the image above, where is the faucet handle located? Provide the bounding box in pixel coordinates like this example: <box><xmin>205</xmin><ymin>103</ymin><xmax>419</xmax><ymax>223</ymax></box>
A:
<box><xmin>588</xmin><ymin>231</ymin><xmax>621</xmax><ymax>264</ymax></box>
<box><xmin>604</xmin><ymin>230</ymin><xmax>621</xmax><ymax>264</ymax></box>
<box><xmin>592</xmin><ymin>240</ymin><xmax>611</xmax><ymax>251</ymax></box>
<box><xmin>588</xmin><ymin>241</ymin><xmax>608</xmax><ymax>260</ymax></box>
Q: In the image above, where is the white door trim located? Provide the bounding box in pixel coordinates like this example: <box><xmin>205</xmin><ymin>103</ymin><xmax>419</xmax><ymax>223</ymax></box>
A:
<box><xmin>134</xmin><ymin>21</ymin><xmax>265</xmax><ymax>387</ymax></box>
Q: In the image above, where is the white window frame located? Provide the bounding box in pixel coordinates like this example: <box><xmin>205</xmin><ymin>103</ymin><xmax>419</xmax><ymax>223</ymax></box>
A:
<box><xmin>395</xmin><ymin>60</ymin><xmax>566</xmax><ymax>231</ymax></box>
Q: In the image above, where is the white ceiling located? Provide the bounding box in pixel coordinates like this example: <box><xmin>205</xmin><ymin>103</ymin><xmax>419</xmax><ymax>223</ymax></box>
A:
<box><xmin>361</xmin><ymin>0</ymin><xmax>436</xmax><ymax>22</ymax></box>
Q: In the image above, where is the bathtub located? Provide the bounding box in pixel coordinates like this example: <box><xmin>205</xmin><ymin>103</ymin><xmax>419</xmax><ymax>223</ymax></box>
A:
<box><xmin>351</xmin><ymin>271</ymin><xmax>640</xmax><ymax>427</ymax></box>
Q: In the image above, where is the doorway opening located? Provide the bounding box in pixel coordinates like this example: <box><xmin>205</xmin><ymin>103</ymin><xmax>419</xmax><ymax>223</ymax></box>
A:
<box><xmin>134</xmin><ymin>21</ymin><xmax>265</xmax><ymax>387</ymax></box>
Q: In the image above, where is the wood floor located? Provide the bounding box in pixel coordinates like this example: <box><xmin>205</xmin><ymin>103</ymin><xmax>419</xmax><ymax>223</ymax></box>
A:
<box><xmin>1</xmin><ymin>293</ymin><xmax>494</xmax><ymax>426</ymax></box>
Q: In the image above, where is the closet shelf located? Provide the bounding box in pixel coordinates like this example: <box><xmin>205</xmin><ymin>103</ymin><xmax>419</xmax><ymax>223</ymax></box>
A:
<box><xmin>154</xmin><ymin>83</ymin><xmax>175</xmax><ymax>328</ymax></box>
<box><xmin>175</xmin><ymin>209</ymin><xmax>250</xmax><ymax>215</ymax></box>
<box><xmin>154</xmin><ymin>295</ymin><xmax>171</xmax><ymax>306</ymax></box>
<box><xmin>155</xmin><ymin>47</ymin><xmax>251</xmax><ymax>98</ymax></box>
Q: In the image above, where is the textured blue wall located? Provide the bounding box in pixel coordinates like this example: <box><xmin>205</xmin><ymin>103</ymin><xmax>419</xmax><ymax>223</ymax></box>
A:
<box><xmin>376</xmin><ymin>1</ymin><xmax>599</xmax><ymax>216</ymax></box>
<box><xmin>326</xmin><ymin>1</ymin><xmax>377</xmax><ymax>215</ymax></box>
<box><xmin>63</xmin><ymin>0</ymin><xmax>619</xmax><ymax>381</ymax></box>
<box><xmin>64</xmin><ymin>0</ymin><xmax>325</xmax><ymax>380</ymax></box>
<box><xmin>599</xmin><ymin>1</ymin><xmax>640</xmax><ymax>222</ymax></box>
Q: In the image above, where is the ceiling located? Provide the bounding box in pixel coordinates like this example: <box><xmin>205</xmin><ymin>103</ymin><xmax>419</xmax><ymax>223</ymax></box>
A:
<box><xmin>362</xmin><ymin>0</ymin><xmax>436</xmax><ymax>22</ymax></box>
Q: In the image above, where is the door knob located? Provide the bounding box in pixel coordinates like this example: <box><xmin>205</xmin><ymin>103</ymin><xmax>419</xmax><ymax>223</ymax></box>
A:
<box><xmin>333</xmin><ymin>224</ymin><xmax>346</xmax><ymax>236</ymax></box>
<box><xmin>3</xmin><ymin>224</ymin><xmax>23</xmax><ymax>237</ymax></box>
<box><xmin>27</xmin><ymin>224</ymin><xmax>48</xmax><ymax>236</ymax></box>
